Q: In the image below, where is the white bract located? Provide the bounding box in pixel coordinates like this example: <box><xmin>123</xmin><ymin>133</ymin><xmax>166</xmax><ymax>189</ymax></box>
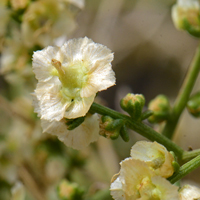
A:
<box><xmin>110</xmin><ymin>158</ymin><xmax>179</xmax><ymax>200</ymax></box>
<box><xmin>32</xmin><ymin>37</ymin><xmax>115</xmax><ymax>121</ymax></box>
<box><xmin>130</xmin><ymin>141</ymin><xmax>175</xmax><ymax>178</ymax></box>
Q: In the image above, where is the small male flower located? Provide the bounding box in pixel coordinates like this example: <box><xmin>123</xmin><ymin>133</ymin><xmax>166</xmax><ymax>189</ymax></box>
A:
<box><xmin>110</xmin><ymin>159</ymin><xmax>179</xmax><ymax>200</ymax></box>
<box><xmin>130</xmin><ymin>141</ymin><xmax>175</xmax><ymax>178</ymax></box>
<box><xmin>179</xmin><ymin>184</ymin><xmax>200</xmax><ymax>200</ymax></box>
<box><xmin>32</xmin><ymin>37</ymin><xmax>115</xmax><ymax>121</ymax></box>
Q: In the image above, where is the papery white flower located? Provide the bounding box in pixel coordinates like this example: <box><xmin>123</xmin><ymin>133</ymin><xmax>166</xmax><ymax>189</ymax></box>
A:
<box><xmin>130</xmin><ymin>141</ymin><xmax>175</xmax><ymax>178</ymax></box>
<box><xmin>32</xmin><ymin>37</ymin><xmax>115</xmax><ymax>121</ymax></box>
<box><xmin>172</xmin><ymin>0</ymin><xmax>200</xmax><ymax>30</ymax></box>
<box><xmin>179</xmin><ymin>184</ymin><xmax>200</xmax><ymax>200</ymax></box>
<box><xmin>33</xmin><ymin>87</ymin><xmax>99</xmax><ymax>150</ymax></box>
<box><xmin>41</xmin><ymin>113</ymin><xmax>99</xmax><ymax>150</ymax></box>
<box><xmin>110</xmin><ymin>159</ymin><xmax>179</xmax><ymax>200</ymax></box>
<box><xmin>21</xmin><ymin>0</ymin><xmax>77</xmax><ymax>47</ymax></box>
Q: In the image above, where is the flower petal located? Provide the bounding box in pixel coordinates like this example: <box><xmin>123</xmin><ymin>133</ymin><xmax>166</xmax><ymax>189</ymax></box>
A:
<box><xmin>64</xmin><ymin>94</ymin><xmax>95</xmax><ymax>119</ymax></box>
<box><xmin>41</xmin><ymin>113</ymin><xmax>99</xmax><ymax>150</ymax></box>
<box><xmin>33</xmin><ymin>46</ymin><xmax>62</xmax><ymax>82</ymax></box>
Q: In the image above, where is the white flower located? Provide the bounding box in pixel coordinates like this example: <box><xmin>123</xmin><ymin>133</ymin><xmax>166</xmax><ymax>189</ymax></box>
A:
<box><xmin>32</xmin><ymin>37</ymin><xmax>115</xmax><ymax>121</ymax></box>
<box><xmin>130</xmin><ymin>141</ymin><xmax>175</xmax><ymax>178</ymax></box>
<box><xmin>179</xmin><ymin>184</ymin><xmax>200</xmax><ymax>200</ymax></box>
<box><xmin>172</xmin><ymin>0</ymin><xmax>200</xmax><ymax>30</ymax></box>
<box><xmin>110</xmin><ymin>159</ymin><xmax>179</xmax><ymax>200</ymax></box>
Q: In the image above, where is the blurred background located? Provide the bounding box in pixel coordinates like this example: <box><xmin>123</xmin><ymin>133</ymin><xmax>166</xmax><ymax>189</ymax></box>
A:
<box><xmin>0</xmin><ymin>0</ymin><xmax>200</xmax><ymax>199</ymax></box>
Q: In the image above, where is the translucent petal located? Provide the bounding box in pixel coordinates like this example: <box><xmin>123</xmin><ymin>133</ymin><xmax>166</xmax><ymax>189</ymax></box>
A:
<box><xmin>64</xmin><ymin>94</ymin><xmax>95</xmax><ymax>119</ymax></box>
<box><xmin>120</xmin><ymin>158</ymin><xmax>154</xmax><ymax>197</ymax></box>
<box><xmin>151</xmin><ymin>176</ymin><xmax>179</xmax><ymax>200</ymax></box>
<box><xmin>32</xmin><ymin>46</ymin><xmax>62</xmax><ymax>82</ymax></box>
<box><xmin>34</xmin><ymin>78</ymin><xmax>71</xmax><ymax>121</ymax></box>
<box><xmin>110</xmin><ymin>177</ymin><xmax>128</xmax><ymax>200</ymax></box>
<box><xmin>41</xmin><ymin>113</ymin><xmax>99</xmax><ymax>150</ymax></box>
<box><xmin>130</xmin><ymin>141</ymin><xmax>174</xmax><ymax>178</ymax></box>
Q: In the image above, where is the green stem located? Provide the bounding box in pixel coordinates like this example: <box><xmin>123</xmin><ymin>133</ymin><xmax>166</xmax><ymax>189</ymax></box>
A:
<box><xmin>162</xmin><ymin>45</ymin><xmax>200</xmax><ymax>139</ymax></box>
<box><xmin>182</xmin><ymin>149</ymin><xmax>200</xmax><ymax>161</ymax></box>
<box><xmin>90</xmin><ymin>102</ymin><xmax>184</xmax><ymax>158</ymax></box>
<box><xmin>168</xmin><ymin>154</ymin><xmax>200</xmax><ymax>184</ymax></box>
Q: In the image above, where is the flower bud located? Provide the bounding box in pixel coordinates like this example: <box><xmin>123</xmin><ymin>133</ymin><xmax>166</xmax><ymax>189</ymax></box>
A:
<box><xmin>120</xmin><ymin>125</ymin><xmax>129</xmax><ymax>142</ymax></box>
<box><xmin>100</xmin><ymin>116</ymin><xmax>124</xmax><ymax>139</ymax></box>
<box><xmin>187</xmin><ymin>92</ymin><xmax>200</xmax><ymax>117</ymax></box>
<box><xmin>120</xmin><ymin>93</ymin><xmax>145</xmax><ymax>120</ymax></box>
<box><xmin>148</xmin><ymin>95</ymin><xmax>170</xmax><ymax>123</ymax></box>
<box><xmin>57</xmin><ymin>179</ymin><xmax>84</xmax><ymax>200</ymax></box>
<box><xmin>172</xmin><ymin>0</ymin><xmax>200</xmax><ymax>37</ymax></box>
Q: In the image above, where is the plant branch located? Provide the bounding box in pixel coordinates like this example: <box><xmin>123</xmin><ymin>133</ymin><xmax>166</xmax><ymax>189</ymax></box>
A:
<box><xmin>162</xmin><ymin>45</ymin><xmax>200</xmax><ymax>139</ymax></box>
<box><xmin>182</xmin><ymin>149</ymin><xmax>200</xmax><ymax>161</ymax></box>
<box><xmin>90</xmin><ymin>102</ymin><xmax>184</xmax><ymax>158</ymax></box>
<box><xmin>168</xmin><ymin>154</ymin><xmax>200</xmax><ymax>184</ymax></box>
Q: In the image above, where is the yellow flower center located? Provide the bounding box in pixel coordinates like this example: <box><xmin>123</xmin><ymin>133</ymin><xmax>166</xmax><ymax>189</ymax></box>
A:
<box><xmin>51</xmin><ymin>59</ymin><xmax>89</xmax><ymax>100</ymax></box>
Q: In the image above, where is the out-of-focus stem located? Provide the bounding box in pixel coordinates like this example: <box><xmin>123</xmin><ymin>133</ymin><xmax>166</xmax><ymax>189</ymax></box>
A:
<box><xmin>18</xmin><ymin>165</ymin><xmax>47</xmax><ymax>200</ymax></box>
<box><xmin>182</xmin><ymin>149</ymin><xmax>200</xmax><ymax>161</ymax></box>
<box><xmin>90</xmin><ymin>102</ymin><xmax>184</xmax><ymax>158</ymax></box>
<box><xmin>162</xmin><ymin>45</ymin><xmax>200</xmax><ymax>139</ymax></box>
<box><xmin>168</xmin><ymin>154</ymin><xmax>200</xmax><ymax>184</ymax></box>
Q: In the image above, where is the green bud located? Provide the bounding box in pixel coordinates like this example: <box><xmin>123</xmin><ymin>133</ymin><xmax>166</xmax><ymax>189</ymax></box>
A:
<box><xmin>100</xmin><ymin>116</ymin><xmax>124</xmax><ymax>140</ymax></box>
<box><xmin>148</xmin><ymin>95</ymin><xmax>170</xmax><ymax>123</ymax></box>
<box><xmin>187</xmin><ymin>92</ymin><xmax>200</xmax><ymax>117</ymax></box>
<box><xmin>120</xmin><ymin>93</ymin><xmax>145</xmax><ymax>120</ymax></box>
<box><xmin>66</xmin><ymin>117</ymin><xmax>85</xmax><ymax>130</ymax></box>
<box><xmin>57</xmin><ymin>179</ymin><xmax>84</xmax><ymax>200</ymax></box>
<box><xmin>169</xmin><ymin>151</ymin><xmax>180</xmax><ymax>173</ymax></box>
<box><xmin>172</xmin><ymin>161</ymin><xmax>180</xmax><ymax>173</ymax></box>
<box><xmin>120</xmin><ymin>125</ymin><xmax>129</xmax><ymax>142</ymax></box>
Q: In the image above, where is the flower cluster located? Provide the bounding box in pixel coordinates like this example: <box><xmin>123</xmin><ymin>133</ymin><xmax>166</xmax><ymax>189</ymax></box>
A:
<box><xmin>32</xmin><ymin>37</ymin><xmax>115</xmax><ymax>149</ymax></box>
<box><xmin>110</xmin><ymin>141</ymin><xmax>179</xmax><ymax>200</ymax></box>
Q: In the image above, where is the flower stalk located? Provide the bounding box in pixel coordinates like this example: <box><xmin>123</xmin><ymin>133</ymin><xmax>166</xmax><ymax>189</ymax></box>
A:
<box><xmin>162</xmin><ymin>45</ymin><xmax>200</xmax><ymax>139</ymax></box>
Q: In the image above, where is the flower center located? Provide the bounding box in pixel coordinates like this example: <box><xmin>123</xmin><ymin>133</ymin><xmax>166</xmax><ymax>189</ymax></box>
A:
<box><xmin>51</xmin><ymin>59</ymin><xmax>88</xmax><ymax>100</ymax></box>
